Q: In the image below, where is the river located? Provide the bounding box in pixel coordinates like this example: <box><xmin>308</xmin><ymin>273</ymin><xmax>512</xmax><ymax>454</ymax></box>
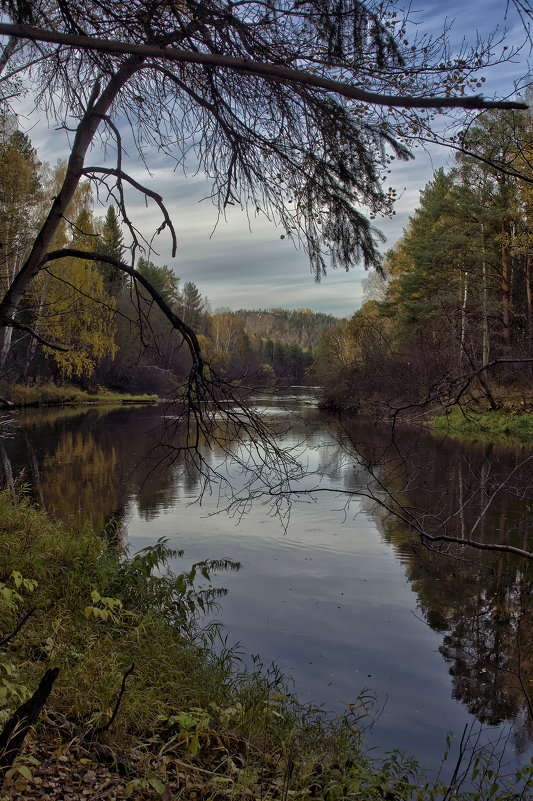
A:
<box><xmin>1</xmin><ymin>388</ymin><xmax>532</xmax><ymax>771</ymax></box>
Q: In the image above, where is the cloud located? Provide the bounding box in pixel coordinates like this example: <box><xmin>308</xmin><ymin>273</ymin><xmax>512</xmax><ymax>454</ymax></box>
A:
<box><xmin>13</xmin><ymin>1</ymin><xmax>531</xmax><ymax>318</ymax></box>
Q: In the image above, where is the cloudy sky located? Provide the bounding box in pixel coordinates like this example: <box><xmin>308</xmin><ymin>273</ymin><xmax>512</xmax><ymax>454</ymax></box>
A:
<box><xmin>15</xmin><ymin>1</ymin><xmax>533</xmax><ymax>318</ymax></box>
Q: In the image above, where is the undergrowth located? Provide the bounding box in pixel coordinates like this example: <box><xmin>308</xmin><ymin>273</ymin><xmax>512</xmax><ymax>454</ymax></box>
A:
<box><xmin>0</xmin><ymin>382</ymin><xmax>157</xmax><ymax>408</ymax></box>
<box><xmin>0</xmin><ymin>490</ymin><xmax>531</xmax><ymax>799</ymax></box>
<box><xmin>431</xmin><ymin>408</ymin><xmax>533</xmax><ymax>444</ymax></box>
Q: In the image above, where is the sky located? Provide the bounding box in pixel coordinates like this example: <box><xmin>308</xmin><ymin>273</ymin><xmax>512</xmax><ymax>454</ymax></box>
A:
<box><xmin>13</xmin><ymin>1</ymin><xmax>533</xmax><ymax>318</ymax></box>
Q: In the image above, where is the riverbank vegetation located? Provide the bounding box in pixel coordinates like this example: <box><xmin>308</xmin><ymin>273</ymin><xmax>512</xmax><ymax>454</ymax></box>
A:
<box><xmin>431</xmin><ymin>408</ymin><xmax>533</xmax><ymax>444</ymax></box>
<box><xmin>0</xmin><ymin>383</ymin><xmax>157</xmax><ymax>408</ymax></box>
<box><xmin>0</xmin><ymin>490</ymin><xmax>531</xmax><ymax>800</ymax></box>
<box><xmin>318</xmin><ymin>109</ymin><xmax>533</xmax><ymax>438</ymax></box>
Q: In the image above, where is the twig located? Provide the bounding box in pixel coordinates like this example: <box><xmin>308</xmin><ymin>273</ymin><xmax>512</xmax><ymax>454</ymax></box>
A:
<box><xmin>92</xmin><ymin>663</ymin><xmax>134</xmax><ymax>736</ymax></box>
<box><xmin>0</xmin><ymin>606</ymin><xmax>36</xmax><ymax>647</ymax></box>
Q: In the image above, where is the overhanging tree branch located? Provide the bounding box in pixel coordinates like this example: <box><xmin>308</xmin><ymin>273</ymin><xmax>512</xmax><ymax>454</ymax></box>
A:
<box><xmin>80</xmin><ymin>166</ymin><xmax>177</xmax><ymax>257</ymax></box>
<box><xmin>42</xmin><ymin>248</ymin><xmax>203</xmax><ymax>369</ymax></box>
<box><xmin>0</xmin><ymin>23</ymin><xmax>527</xmax><ymax>112</ymax></box>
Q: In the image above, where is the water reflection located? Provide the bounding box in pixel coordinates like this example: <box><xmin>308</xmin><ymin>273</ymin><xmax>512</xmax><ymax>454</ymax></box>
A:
<box><xmin>338</xmin><ymin>416</ymin><xmax>533</xmax><ymax>753</ymax></box>
<box><xmin>1</xmin><ymin>394</ymin><xmax>532</xmax><ymax>765</ymax></box>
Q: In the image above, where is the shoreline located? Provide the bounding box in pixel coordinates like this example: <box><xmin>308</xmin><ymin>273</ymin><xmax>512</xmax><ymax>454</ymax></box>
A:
<box><xmin>0</xmin><ymin>491</ymin><xmax>530</xmax><ymax>800</ymax></box>
<box><xmin>0</xmin><ymin>382</ymin><xmax>159</xmax><ymax>409</ymax></box>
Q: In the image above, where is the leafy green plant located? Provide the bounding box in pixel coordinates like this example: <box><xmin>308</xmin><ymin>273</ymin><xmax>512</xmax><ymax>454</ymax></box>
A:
<box><xmin>0</xmin><ymin>571</ymin><xmax>37</xmax><ymax>616</ymax></box>
<box><xmin>84</xmin><ymin>589</ymin><xmax>130</xmax><ymax>623</ymax></box>
<box><xmin>155</xmin><ymin>707</ymin><xmax>212</xmax><ymax>756</ymax></box>
<box><xmin>109</xmin><ymin>538</ymin><xmax>240</xmax><ymax>625</ymax></box>
<box><xmin>0</xmin><ymin>570</ymin><xmax>37</xmax><ymax>719</ymax></box>
<box><xmin>124</xmin><ymin>776</ymin><xmax>166</xmax><ymax>798</ymax></box>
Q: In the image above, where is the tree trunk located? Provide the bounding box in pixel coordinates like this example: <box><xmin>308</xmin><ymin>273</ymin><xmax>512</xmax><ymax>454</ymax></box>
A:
<box><xmin>501</xmin><ymin>219</ymin><xmax>512</xmax><ymax>350</ymax></box>
<box><xmin>526</xmin><ymin>254</ymin><xmax>533</xmax><ymax>359</ymax></box>
<box><xmin>0</xmin><ymin>325</ymin><xmax>13</xmax><ymax>371</ymax></box>
<box><xmin>0</xmin><ymin>668</ymin><xmax>59</xmax><ymax>783</ymax></box>
<box><xmin>481</xmin><ymin>222</ymin><xmax>490</xmax><ymax>365</ymax></box>
<box><xmin>0</xmin><ymin>56</ymin><xmax>143</xmax><ymax>354</ymax></box>
<box><xmin>459</xmin><ymin>268</ymin><xmax>468</xmax><ymax>365</ymax></box>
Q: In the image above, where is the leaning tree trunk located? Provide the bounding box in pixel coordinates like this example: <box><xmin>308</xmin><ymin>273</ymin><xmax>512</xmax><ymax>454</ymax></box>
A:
<box><xmin>0</xmin><ymin>56</ymin><xmax>143</xmax><ymax>353</ymax></box>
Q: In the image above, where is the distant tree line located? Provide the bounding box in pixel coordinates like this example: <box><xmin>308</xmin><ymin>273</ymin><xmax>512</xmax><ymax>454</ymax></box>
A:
<box><xmin>319</xmin><ymin>108</ymin><xmax>533</xmax><ymax>411</ymax></box>
<box><xmin>234</xmin><ymin>308</ymin><xmax>337</xmax><ymax>351</ymax></box>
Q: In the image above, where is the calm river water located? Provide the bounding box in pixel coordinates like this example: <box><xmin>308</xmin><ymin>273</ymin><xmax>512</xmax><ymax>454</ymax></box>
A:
<box><xmin>1</xmin><ymin>389</ymin><xmax>532</xmax><ymax>770</ymax></box>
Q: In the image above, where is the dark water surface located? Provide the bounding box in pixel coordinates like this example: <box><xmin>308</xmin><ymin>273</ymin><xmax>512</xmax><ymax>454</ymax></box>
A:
<box><xmin>2</xmin><ymin>389</ymin><xmax>532</xmax><ymax>770</ymax></box>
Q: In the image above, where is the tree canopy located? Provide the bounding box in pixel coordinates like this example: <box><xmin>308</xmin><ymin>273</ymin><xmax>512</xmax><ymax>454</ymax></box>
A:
<box><xmin>319</xmin><ymin>106</ymin><xmax>533</xmax><ymax>414</ymax></box>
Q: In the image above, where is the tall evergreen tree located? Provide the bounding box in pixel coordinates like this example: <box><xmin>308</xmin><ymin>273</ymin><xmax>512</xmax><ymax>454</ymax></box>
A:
<box><xmin>0</xmin><ymin>123</ymin><xmax>42</xmax><ymax>367</ymax></box>
<box><xmin>136</xmin><ymin>258</ymin><xmax>180</xmax><ymax>308</ymax></box>
<box><xmin>98</xmin><ymin>206</ymin><xmax>126</xmax><ymax>297</ymax></box>
<box><xmin>179</xmin><ymin>281</ymin><xmax>204</xmax><ymax>331</ymax></box>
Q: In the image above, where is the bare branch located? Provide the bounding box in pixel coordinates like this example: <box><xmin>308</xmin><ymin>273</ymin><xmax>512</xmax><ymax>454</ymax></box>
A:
<box><xmin>91</xmin><ymin>663</ymin><xmax>134</xmax><ymax>737</ymax></box>
<box><xmin>0</xmin><ymin>606</ymin><xmax>36</xmax><ymax>648</ymax></box>
<box><xmin>4</xmin><ymin>317</ymin><xmax>70</xmax><ymax>352</ymax></box>
<box><xmin>0</xmin><ymin>23</ymin><xmax>527</xmax><ymax>112</ymax></box>
<box><xmin>81</xmin><ymin>166</ymin><xmax>177</xmax><ymax>257</ymax></box>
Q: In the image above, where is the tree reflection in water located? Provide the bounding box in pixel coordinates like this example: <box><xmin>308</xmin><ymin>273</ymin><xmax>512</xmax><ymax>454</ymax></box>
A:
<box><xmin>0</xmin><ymin>399</ymin><xmax>531</xmax><ymax>756</ymax></box>
<box><xmin>338</xmin><ymin>415</ymin><xmax>533</xmax><ymax>753</ymax></box>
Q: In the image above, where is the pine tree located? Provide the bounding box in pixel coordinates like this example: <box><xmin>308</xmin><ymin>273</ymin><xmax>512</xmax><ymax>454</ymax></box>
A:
<box><xmin>136</xmin><ymin>258</ymin><xmax>180</xmax><ymax>308</ymax></box>
<box><xmin>179</xmin><ymin>282</ymin><xmax>204</xmax><ymax>330</ymax></box>
<box><xmin>98</xmin><ymin>206</ymin><xmax>126</xmax><ymax>297</ymax></box>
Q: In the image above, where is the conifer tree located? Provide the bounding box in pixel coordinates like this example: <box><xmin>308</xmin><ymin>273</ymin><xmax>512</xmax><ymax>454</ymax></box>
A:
<box><xmin>179</xmin><ymin>282</ymin><xmax>204</xmax><ymax>331</ymax></box>
<box><xmin>99</xmin><ymin>206</ymin><xmax>126</xmax><ymax>297</ymax></box>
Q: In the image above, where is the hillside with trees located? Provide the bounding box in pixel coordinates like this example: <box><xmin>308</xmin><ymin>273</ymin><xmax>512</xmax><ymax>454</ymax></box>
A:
<box><xmin>234</xmin><ymin>308</ymin><xmax>337</xmax><ymax>350</ymax></box>
<box><xmin>319</xmin><ymin>108</ymin><xmax>533</xmax><ymax>416</ymax></box>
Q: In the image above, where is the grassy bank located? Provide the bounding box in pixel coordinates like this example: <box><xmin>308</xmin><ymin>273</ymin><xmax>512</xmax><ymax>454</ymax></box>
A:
<box><xmin>0</xmin><ymin>493</ymin><xmax>531</xmax><ymax>800</ymax></box>
<box><xmin>431</xmin><ymin>408</ymin><xmax>533</xmax><ymax>445</ymax></box>
<box><xmin>0</xmin><ymin>382</ymin><xmax>158</xmax><ymax>408</ymax></box>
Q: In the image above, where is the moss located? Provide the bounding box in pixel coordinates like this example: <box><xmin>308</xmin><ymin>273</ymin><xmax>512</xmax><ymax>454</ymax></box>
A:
<box><xmin>431</xmin><ymin>408</ymin><xmax>533</xmax><ymax>444</ymax></box>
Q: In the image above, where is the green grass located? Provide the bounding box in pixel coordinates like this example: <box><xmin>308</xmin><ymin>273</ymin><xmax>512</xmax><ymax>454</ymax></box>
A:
<box><xmin>0</xmin><ymin>382</ymin><xmax>158</xmax><ymax>408</ymax></box>
<box><xmin>431</xmin><ymin>408</ymin><xmax>533</xmax><ymax>444</ymax></box>
<box><xmin>0</xmin><ymin>491</ymin><xmax>531</xmax><ymax>800</ymax></box>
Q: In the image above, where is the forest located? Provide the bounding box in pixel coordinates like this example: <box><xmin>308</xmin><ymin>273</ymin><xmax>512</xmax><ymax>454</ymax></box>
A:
<box><xmin>319</xmin><ymin>108</ymin><xmax>533</xmax><ymax>420</ymax></box>
<box><xmin>6</xmin><ymin>104</ymin><xmax>533</xmax><ymax>421</ymax></box>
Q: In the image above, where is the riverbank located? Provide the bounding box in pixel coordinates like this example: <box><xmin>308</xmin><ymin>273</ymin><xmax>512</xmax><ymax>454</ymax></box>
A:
<box><xmin>430</xmin><ymin>407</ymin><xmax>533</xmax><ymax>444</ymax></box>
<box><xmin>0</xmin><ymin>382</ymin><xmax>158</xmax><ymax>409</ymax></box>
<box><xmin>0</xmin><ymin>492</ymin><xmax>531</xmax><ymax>800</ymax></box>
<box><xmin>319</xmin><ymin>386</ymin><xmax>533</xmax><ymax>445</ymax></box>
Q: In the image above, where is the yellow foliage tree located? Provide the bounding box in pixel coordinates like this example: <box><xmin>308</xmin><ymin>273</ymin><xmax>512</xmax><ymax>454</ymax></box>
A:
<box><xmin>28</xmin><ymin>164</ymin><xmax>116</xmax><ymax>378</ymax></box>
<box><xmin>38</xmin><ymin>257</ymin><xmax>116</xmax><ymax>378</ymax></box>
